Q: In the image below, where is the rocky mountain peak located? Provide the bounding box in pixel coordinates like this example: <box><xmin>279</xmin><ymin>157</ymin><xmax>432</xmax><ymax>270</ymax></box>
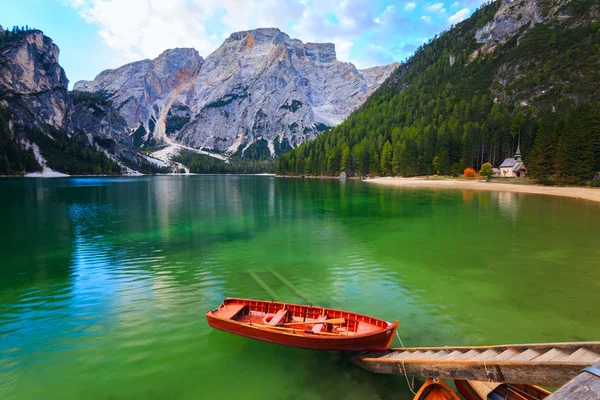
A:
<box><xmin>0</xmin><ymin>29</ymin><xmax>70</xmax><ymax>130</ymax></box>
<box><xmin>75</xmin><ymin>28</ymin><xmax>398</xmax><ymax>158</ymax></box>
<box><xmin>303</xmin><ymin>42</ymin><xmax>336</xmax><ymax>63</ymax></box>
<box><xmin>0</xmin><ymin>30</ymin><xmax>68</xmax><ymax>96</ymax></box>
<box><xmin>1</xmin><ymin>28</ymin><xmax>141</xmax><ymax>174</ymax></box>
<box><xmin>154</xmin><ymin>47</ymin><xmax>203</xmax><ymax>70</ymax></box>
<box><xmin>228</xmin><ymin>27</ymin><xmax>286</xmax><ymax>43</ymax></box>
<box><xmin>74</xmin><ymin>47</ymin><xmax>204</xmax><ymax>137</ymax></box>
<box><xmin>223</xmin><ymin>28</ymin><xmax>337</xmax><ymax>63</ymax></box>
<box><xmin>151</xmin><ymin>48</ymin><xmax>203</xmax><ymax>88</ymax></box>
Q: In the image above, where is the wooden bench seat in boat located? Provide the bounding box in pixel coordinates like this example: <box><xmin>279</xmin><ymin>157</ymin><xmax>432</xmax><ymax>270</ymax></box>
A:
<box><xmin>219</xmin><ymin>303</ymin><xmax>247</xmax><ymax>320</ymax></box>
<box><xmin>312</xmin><ymin>315</ymin><xmax>329</xmax><ymax>333</ymax></box>
<box><xmin>356</xmin><ymin>322</ymin><xmax>373</xmax><ymax>334</ymax></box>
<box><xmin>264</xmin><ymin>309</ymin><xmax>288</xmax><ymax>325</ymax></box>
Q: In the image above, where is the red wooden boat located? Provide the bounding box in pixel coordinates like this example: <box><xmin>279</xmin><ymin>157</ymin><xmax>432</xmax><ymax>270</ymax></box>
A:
<box><xmin>206</xmin><ymin>298</ymin><xmax>398</xmax><ymax>351</ymax></box>
<box><xmin>413</xmin><ymin>378</ymin><xmax>461</xmax><ymax>400</ymax></box>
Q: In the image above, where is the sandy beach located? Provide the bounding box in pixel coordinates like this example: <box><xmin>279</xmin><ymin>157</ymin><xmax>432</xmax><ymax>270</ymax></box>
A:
<box><xmin>365</xmin><ymin>177</ymin><xmax>600</xmax><ymax>203</ymax></box>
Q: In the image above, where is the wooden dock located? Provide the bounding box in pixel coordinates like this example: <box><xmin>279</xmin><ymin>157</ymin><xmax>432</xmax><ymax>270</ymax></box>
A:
<box><xmin>547</xmin><ymin>360</ymin><xmax>600</xmax><ymax>399</ymax></box>
<box><xmin>243</xmin><ymin>272</ymin><xmax>600</xmax><ymax>397</ymax></box>
<box><xmin>352</xmin><ymin>342</ymin><xmax>600</xmax><ymax>387</ymax></box>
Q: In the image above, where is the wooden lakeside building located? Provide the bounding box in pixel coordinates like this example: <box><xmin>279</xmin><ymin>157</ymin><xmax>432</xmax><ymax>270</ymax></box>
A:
<box><xmin>498</xmin><ymin>144</ymin><xmax>527</xmax><ymax>178</ymax></box>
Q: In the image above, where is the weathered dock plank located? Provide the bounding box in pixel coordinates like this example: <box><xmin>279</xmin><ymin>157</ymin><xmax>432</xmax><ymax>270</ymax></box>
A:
<box><xmin>352</xmin><ymin>358</ymin><xmax>586</xmax><ymax>386</ymax></box>
<box><xmin>352</xmin><ymin>342</ymin><xmax>600</xmax><ymax>387</ymax></box>
<box><xmin>547</xmin><ymin>361</ymin><xmax>600</xmax><ymax>399</ymax></box>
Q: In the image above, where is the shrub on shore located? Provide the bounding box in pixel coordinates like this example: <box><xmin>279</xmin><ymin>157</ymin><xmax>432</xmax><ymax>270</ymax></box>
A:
<box><xmin>463</xmin><ymin>168</ymin><xmax>477</xmax><ymax>178</ymax></box>
<box><xmin>479</xmin><ymin>163</ymin><xmax>493</xmax><ymax>181</ymax></box>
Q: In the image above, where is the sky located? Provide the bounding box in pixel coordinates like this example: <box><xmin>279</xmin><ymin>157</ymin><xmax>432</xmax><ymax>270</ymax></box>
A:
<box><xmin>3</xmin><ymin>0</ymin><xmax>488</xmax><ymax>87</ymax></box>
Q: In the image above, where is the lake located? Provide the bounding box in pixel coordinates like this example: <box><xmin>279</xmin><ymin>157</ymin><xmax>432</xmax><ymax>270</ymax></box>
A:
<box><xmin>1</xmin><ymin>176</ymin><xmax>599</xmax><ymax>399</ymax></box>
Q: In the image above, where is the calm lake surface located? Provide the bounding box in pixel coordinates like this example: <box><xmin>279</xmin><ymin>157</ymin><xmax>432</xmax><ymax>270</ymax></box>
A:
<box><xmin>1</xmin><ymin>176</ymin><xmax>599</xmax><ymax>399</ymax></box>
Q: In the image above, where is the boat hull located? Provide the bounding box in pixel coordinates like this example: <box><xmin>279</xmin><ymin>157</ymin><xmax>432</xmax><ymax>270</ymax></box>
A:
<box><xmin>414</xmin><ymin>378</ymin><xmax>461</xmax><ymax>400</ymax></box>
<box><xmin>206</xmin><ymin>298</ymin><xmax>398</xmax><ymax>352</ymax></box>
<box><xmin>454</xmin><ymin>380</ymin><xmax>483</xmax><ymax>400</ymax></box>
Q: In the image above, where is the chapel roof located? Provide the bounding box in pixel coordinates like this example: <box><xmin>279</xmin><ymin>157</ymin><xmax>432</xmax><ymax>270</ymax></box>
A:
<box><xmin>499</xmin><ymin>158</ymin><xmax>516</xmax><ymax>168</ymax></box>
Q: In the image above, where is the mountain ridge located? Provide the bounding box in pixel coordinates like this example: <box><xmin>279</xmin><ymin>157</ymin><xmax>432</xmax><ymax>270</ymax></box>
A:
<box><xmin>75</xmin><ymin>27</ymin><xmax>398</xmax><ymax>159</ymax></box>
<box><xmin>1</xmin><ymin>26</ymin><xmax>397</xmax><ymax>175</ymax></box>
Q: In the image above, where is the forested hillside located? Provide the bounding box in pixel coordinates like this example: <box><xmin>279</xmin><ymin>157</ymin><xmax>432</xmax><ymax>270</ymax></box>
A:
<box><xmin>0</xmin><ymin>106</ymin><xmax>40</xmax><ymax>174</ymax></box>
<box><xmin>173</xmin><ymin>150</ymin><xmax>274</xmax><ymax>174</ymax></box>
<box><xmin>276</xmin><ymin>0</ymin><xmax>600</xmax><ymax>183</ymax></box>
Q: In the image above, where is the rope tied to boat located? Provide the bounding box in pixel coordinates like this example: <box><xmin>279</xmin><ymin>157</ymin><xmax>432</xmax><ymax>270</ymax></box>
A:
<box><xmin>395</xmin><ymin>330</ymin><xmax>404</xmax><ymax>348</ymax></box>
<box><xmin>484</xmin><ymin>360</ymin><xmax>492</xmax><ymax>382</ymax></box>
<box><xmin>397</xmin><ymin>360</ymin><xmax>416</xmax><ymax>395</ymax></box>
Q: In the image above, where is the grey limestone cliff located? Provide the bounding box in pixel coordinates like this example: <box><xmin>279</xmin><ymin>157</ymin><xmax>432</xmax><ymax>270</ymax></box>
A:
<box><xmin>76</xmin><ymin>28</ymin><xmax>398</xmax><ymax>157</ymax></box>
<box><xmin>0</xmin><ymin>29</ymin><xmax>139</xmax><ymax>169</ymax></box>
<box><xmin>0</xmin><ymin>30</ymin><xmax>70</xmax><ymax>129</ymax></box>
<box><xmin>75</xmin><ymin>48</ymin><xmax>203</xmax><ymax>143</ymax></box>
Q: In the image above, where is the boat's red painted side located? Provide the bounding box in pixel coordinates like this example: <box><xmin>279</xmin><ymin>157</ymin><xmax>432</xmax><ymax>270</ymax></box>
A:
<box><xmin>454</xmin><ymin>380</ymin><xmax>482</xmax><ymax>400</ymax></box>
<box><xmin>206</xmin><ymin>298</ymin><xmax>398</xmax><ymax>352</ymax></box>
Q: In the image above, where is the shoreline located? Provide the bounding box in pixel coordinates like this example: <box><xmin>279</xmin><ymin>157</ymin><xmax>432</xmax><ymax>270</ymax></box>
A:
<box><xmin>364</xmin><ymin>177</ymin><xmax>600</xmax><ymax>203</ymax></box>
<box><xmin>0</xmin><ymin>172</ymin><xmax>278</xmax><ymax>179</ymax></box>
<box><xmin>2</xmin><ymin>173</ymin><xmax>598</xmax><ymax>203</ymax></box>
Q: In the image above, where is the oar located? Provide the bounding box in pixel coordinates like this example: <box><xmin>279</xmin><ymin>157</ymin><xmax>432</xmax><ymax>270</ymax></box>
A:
<box><xmin>276</xmin><ymin>318</ymin><xmax>346</xmax><ymax>327</ymax></box>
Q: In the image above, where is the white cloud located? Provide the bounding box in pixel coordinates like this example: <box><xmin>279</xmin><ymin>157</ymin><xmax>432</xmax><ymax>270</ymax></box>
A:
<box><xmin>69</xmin><ymin>0</ymin><xmax>216</xmax><ymax>62</ymax></box>
<box><xmin>67</xmin><ymin>0</ymin><xmax>310</xmax><ymax>62</ymax></box>
<box><xmin>334</xmin><ymin>40</ymin><xmax>355</xmax><ymax>63</ymax></box>
<box><xmin>451</xmin><ymin>1</ymin><xmax>461</xmax><ymax>8</ymax></box>
<box><xmin>448</xmin><ymin>8</ymin><xmax>470</xmax><ymax>24</ymax></box>
<box><xmin>425</xmin><ymin>3</ymin><xmax>445</xmax><ymax>13</ymax></box>
<box><xmin>65</xmin><ymin>0</ymin><xmax>486</xmax><ymax>77</ymax></box>
<box><xmin>373</xmin><ymin>5</ymin><xmax>397</xmax><ymax>25</ymax></box>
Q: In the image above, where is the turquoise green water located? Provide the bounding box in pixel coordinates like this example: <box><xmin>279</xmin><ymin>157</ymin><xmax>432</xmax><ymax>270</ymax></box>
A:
<box><xmin>0</xmin><ymin>176</ymin><xmax>599</xmax><ymax>399</ymax></box>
